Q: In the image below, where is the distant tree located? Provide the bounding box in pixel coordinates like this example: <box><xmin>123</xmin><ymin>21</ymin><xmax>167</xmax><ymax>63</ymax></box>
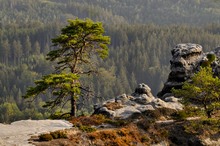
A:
<box><xmin>172</xmin><ymin>67</ymin><xmax>220</xmax><ymax>118</ymax></box>
<box><xmin>32</xmin><ymin>41</ymin><xmax>41</xmax><ymax>55</ymax></box>
<box><xmin>0</xmin><ymin>39</ymin><xmax>10</xmax><ymax>65</ymax></box>
<box><xmin>12</xmin><ymin>40</ymin><xmax>22</xmax><ymax>65</ymax></box>
<box><xmin>23</xmin><ymin>18</ymin><xmax>110</xmax><ymax>117</ymax></box>
<box><xmin>24</xmin><ymin>36</ymin><xmax>31</xmax><ymax>57</ymax></box>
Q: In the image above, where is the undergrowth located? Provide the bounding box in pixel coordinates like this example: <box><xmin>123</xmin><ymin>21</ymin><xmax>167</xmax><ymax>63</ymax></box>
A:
<box><xmin>70</xmin><ymin>114</ymin><xmax>129</xmax><ymax>130</ymax></box>
<box><xmin>184</xmin><ymin>118</ymin><xmax>220</xmax><ymax>136</ymax></box>
<box><xmin>171</xmin><ymin>106</ymin><xmax>205</xmax><ymax>121</ymax></box>
<box><xmin>39</xmin><ymin>130</ymin><xmax>67</xmax><ymax>141</ymax></box>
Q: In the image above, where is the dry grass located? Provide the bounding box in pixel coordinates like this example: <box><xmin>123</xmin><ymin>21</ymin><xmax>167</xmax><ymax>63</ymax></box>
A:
<box><xmin>70</xmin><ymin>114</ymin><xmax>108</xmax><ymax>126</ymax></box>
<box><xmin>88</xmin><ymin>123</ymin><xmax>148</xmax><ymax>146</ymax></box>
<box><xmin>104</xmin><ymin>102</ymin><xmax>123</xmax><ymax>110</ymax></box>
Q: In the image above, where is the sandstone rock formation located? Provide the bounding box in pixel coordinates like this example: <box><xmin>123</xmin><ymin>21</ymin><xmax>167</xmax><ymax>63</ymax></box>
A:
<box><xmin>157</xmin><ymin>43</ymin><xmax>220</xmax><ymax>99</ymax></box>
<box><xmin>93</xmin><ymin>83</ymin><xmax>182</xmax><ymax>119</ymax></box>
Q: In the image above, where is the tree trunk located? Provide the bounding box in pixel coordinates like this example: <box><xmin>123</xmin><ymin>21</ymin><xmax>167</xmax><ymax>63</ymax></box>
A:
<box><xmin>206</xmin><ymin>110</ymin><xmax>212</xmax><ymax>118</ymax></box>
<box><xmin>71</xmin><ymin>96</ymin><xmax>76</xmax><ymax>117</ymax></box>
<box><xmin>204</xmin><ymin>105</ymin><xmax>212</xmax><ymax>118</ymax></box>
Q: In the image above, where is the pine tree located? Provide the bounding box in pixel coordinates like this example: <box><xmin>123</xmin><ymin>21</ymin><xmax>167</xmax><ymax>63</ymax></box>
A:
<box><xmin>23</xmin><ymin>18</ymin><xmax>110</xmax><ymax>117</ymax></box>
<box><xmin>172</xmin><ymin>67</ymin><xmax>220</xmax><ymax>118</ymax></box>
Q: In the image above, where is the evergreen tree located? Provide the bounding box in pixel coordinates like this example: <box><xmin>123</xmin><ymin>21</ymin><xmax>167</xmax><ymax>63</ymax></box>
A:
<box><xmin>24</xmin><ymin>36</ymin><xmax>32</xmax><ymax>57</ymax></box>
<box><xmin>23</xmin><ymin>18</ymin><xmax>110</xmax><ymax>117</ymax></box>
<box><xmin>172</xmin><ymin>67</ymin><xmax>220</xmax><ymax>118</ymax></box>
<box><xmin>0</xmin><ymin>39</ymin><xmax>10</xmax><ymax>65</ymax></box>
<box><xmin>12</xmin><ymin>40</ymin><xmax>22</xmax><ymax>65</ymax></box>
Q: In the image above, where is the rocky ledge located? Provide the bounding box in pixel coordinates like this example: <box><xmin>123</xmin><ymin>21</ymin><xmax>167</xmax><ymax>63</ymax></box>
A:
<box><xmin>93</xmin><ymin>83</ymin><xmax>182</xmax><ymax>119</ymax></box>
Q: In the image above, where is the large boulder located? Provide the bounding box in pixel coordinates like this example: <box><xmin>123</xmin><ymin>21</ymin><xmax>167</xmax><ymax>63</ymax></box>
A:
<box><xmin>93</xmin><ymin>83</ymin><xmax>183</xmax><ymax>120</ymax></box>
<box><xmin>157</xmin><ymin>43</ymin><xmax>204</xmax><ymax>99</ymax></box>
<box><xmin>158</xmin><ymin>43</ymin><xmax>220</xmax><ymax>99</ymax></box>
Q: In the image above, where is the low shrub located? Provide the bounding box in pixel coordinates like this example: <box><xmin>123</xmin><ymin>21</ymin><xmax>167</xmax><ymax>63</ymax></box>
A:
<box><xmin>50</xmin><ymin>131</ymin><xmax>67</xmax><ymax>139</ymax></box>
<box><xmin>70</xmin><ymin>114</ymin><xmax>108</xmax><ymax>126</ymax></box>
<box><xmin>39</xmin><ymin>133</ymin><xmax>53</xmax><ymax>141</ymax></box>
<box><xmin>39</xmin><ymin>130</ymin><xmax>67</xmax><ymax>141</ymax></box>
<box><xmin>137</xmin><ymin>119</ymin><xmax>154</xmax><ymax>131</ymax></box>
<box><xmin>171</xmin><ymin>106</ymin><xmax>205</xmax><ymax>121</ymax></box>
<box><xmin>159</xmin><ymin>108</ymin><xmax>176</xmax><ymax>117</ymax></box>
<box><xmin>106</xmin><ymin>119</ymin><xmax>128</xmax><ymax>127</ymax></box>
<box><xmin>142</xmin><ymin>110</ymin><xmax>161</xmax><ymax>120</ymax></box>
<box><xmin>76</xmin><ymin>124</ymin><xmax>96</xmax><ymax>133</ymax></box>
<box><xmin>171</xmin><ymin>111</ymin><xmax>188</xmax><ymax>121</ymax></box>
<box><xmin>184</xmin><ymin>118</ymin><xmax>220</xmax><ymax>137</ymax></box>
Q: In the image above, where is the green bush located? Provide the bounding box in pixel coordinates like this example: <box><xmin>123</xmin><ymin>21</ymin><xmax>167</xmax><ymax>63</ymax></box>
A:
<box><xmin>171</xmin><ymin>111</ymin><xmax>188</xmax><ymax>121</ymax></box>
<box><xmin>206</xmin><ymin>54</ymin><xmax>216</xmax><ymax>63</ymax></box>
<box><xmin>106</xmin><ymin>119</ymin><xmax>128</xmax><ymax>127</ymax></box>
<box><xmin>50</xmin><ymin>131</ymin><xmax>67</xmax><ymax>139</ymax></box>
<box><xmin>184</xmin><ymin>118</ymin><xmax>220</xmax><ymax>135</ymax></box>
<box><xmin>76</xmin><ymin>124</ymin><xmax>96</xmax><ymax>133</ymax></box>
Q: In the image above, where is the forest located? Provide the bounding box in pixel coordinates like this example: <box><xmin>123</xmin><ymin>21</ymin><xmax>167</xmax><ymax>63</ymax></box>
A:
<box><xmin>1</xmin><ymin>0</ymin><xmax>220</xmax><ymax>123</ymax></box>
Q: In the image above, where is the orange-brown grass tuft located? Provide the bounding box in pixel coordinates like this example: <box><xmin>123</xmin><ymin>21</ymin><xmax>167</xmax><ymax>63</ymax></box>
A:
<box><xmin>70</xmin><ymin>114</ymin><xmax>108</xmax><ymax>126</ymax></box>
<box><xmin>87</xmin><ymin>123</ymin><xmax>149</xmax><ymax>146</ymax></box>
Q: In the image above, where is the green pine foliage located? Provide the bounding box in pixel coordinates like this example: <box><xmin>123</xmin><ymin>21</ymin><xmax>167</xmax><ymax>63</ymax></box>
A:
<box><xmin>172</xmin><ymin>67</ymin><xmax>220</xmax><ymax>118</ymax></box>
<box><xmin>23</xmin><ymin>18</ymin><xmax>110</xmax><ymax>117</ymax></box>
<box><xmin>23</xmin><ymin>73</ymin><xmax>80</xmax><ymax>108</ymax></box>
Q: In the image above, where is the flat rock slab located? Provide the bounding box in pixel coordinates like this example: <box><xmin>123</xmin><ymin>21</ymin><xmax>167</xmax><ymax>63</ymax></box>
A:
<box><xmin>0</xmin><ymin>120</ymin><xmax>73</xmax><ymax>146</ymax></box>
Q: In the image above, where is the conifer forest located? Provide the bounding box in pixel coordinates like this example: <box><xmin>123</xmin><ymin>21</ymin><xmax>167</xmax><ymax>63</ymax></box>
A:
<box><xmin>1</xmin><ymin>0</ymin><xmax>220</xmax><ymax>123</ymax></box>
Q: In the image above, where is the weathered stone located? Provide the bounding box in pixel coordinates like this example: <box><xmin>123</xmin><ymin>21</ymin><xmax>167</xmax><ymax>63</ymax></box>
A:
<box><xmin>133</xmin><ymin>83</ymin><xmax>154</xmax><ymax>97</ymax></box>
<box><xmin>151</xmin><ymin>98</ymin><xmax>167</xmax><ymax>109</ymax></box>
<box><xmin>158</xmin><ymin>43</ymin><xmax>203</xmax><ymax>99</ymax></box>
<box><xmin>114</xmin><ymin>106</ymin><xmax>142</xmax><ymax>119</ymax></box>
<box><xmin>136</xmin><ymin>105</ymin><xmax>155</xmax><ymax>112</ymax></box>
<box><xmin>158</xmin><ymin>43</ymin><xmax>220</xmax><ymax>99</ymax></box>
<box><xmin>132</xmin><ymin>94</ymin><xmax>154</xmax><ymax>105</ymax></box>
<box><xmin>93</xmin><ymin>106</ymin><xmax>116</xmax><ymax>118</ymax></box>
<box><xmin>132</xmin><ymin>83</ymin><xmax>155</xmax><ymax>104</ymax></box>
<box><xmin>164</xmin><ymin>96</ymin><xmax>179</xmax><ymax>102</ymax></box>
<box><xmin>171</xmin><ymin>43</ymin><xmax>202</xmax><ymax>58</ymax></box>
<box><xmin>115</xmin><ymin>93</ymin><xmax>129</xmax><ymax>103</ymax></box>
<box><xmin>202</xmin><ymin>138</ymin><xmax>220</xmax><ymax>146</ymax></box>
<box><xmin>93</xmin><ymin>84</ymin><xmax>183</xmax><ymax>120</ymax></box>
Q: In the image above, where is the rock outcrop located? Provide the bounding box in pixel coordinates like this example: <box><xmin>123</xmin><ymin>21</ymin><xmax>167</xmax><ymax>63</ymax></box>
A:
<box><xmin>93</xmin><ymin>83</ymin><xmax>183</xmax><ymax>119</ymax></box>
<box><xmin>158</xmin><ymin>43</ymin><xmax>220</xmax><ymax>99</ymax></box>
<box><xmin>157</xmin><ymin>43</ymin><xmax>203</xmax><ymax>99</ymax></box>
<box><xmin>0</xmin><ymin>120</ymin><xmax>73</xmax><ymax>146</ymax></box>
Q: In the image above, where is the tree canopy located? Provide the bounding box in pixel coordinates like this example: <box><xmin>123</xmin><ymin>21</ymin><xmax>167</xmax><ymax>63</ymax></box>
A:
<box><xmin>48</xmin><ymin>18</ymin><xmax>110</xmax><ymax>74</ymax></box>
<box><xmin>23</xmin><ymin>18</ymin><xmax>110</xmax><ymax>117</ymax></box>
